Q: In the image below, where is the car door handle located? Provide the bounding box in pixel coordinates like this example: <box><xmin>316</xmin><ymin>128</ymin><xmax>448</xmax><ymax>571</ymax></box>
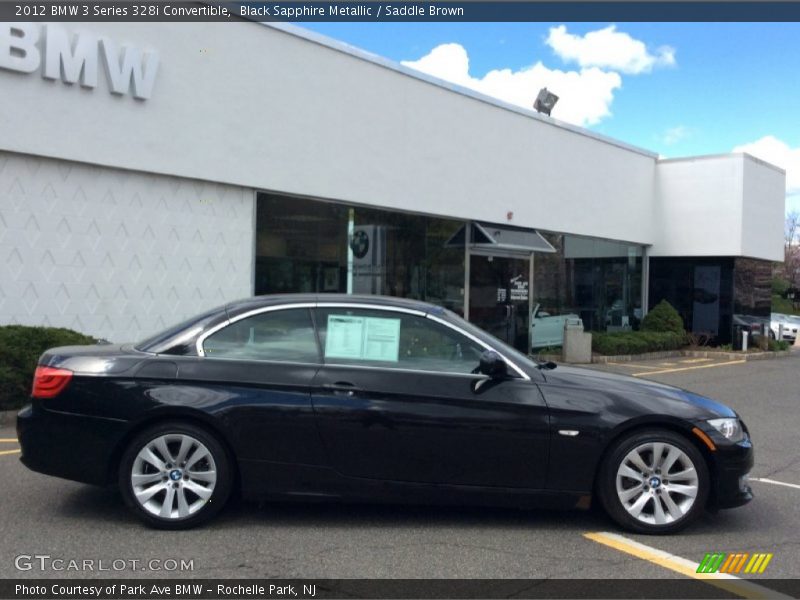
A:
<box><xmin>321</xmin><ymin>382</ymin><xmax>362</xmax><ymax>396</ymax></box>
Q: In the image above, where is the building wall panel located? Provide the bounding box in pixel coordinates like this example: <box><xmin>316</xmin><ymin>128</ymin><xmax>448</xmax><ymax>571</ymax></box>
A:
<box><xmin>0</xmin><ymin>152</ymin><xmax>254</xmax><ymax>341</ymax></box>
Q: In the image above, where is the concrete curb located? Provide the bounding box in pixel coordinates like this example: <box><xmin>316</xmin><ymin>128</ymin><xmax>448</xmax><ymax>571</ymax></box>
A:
<box><xmin>590</xmin><ymin>349</ymin><xmax>793</xmax><ymax>364</ymax></box>
<box><xmin>535</xmin><ymin>348</ymin><xmax>796</xmax><ymax>365</ymax></box>
<box><xmin>589</xmin><ymin>350</ymin><xmax>684</xmax><ymax>363</ymax></box>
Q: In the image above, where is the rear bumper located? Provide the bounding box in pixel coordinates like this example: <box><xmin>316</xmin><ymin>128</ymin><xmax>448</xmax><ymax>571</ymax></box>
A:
<box><xmin>711</xmin><ymin>437</ymin><xmax>754</xmax><ymax>509</ymax></box>
<box><xmin>17</xmin><ymin>402</ymin><xmax>128</xmax><ymax>485</ymax></box>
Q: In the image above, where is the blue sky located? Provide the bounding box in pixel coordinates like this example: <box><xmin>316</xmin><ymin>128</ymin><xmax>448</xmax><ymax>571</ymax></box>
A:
<box><xmin>302</xmin><ymin>22</ymin><xmax>800</xmax><ymax>213</ymax></box>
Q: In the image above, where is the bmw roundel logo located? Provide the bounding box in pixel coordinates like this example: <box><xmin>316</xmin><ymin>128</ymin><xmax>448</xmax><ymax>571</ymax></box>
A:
<box><xmin>169</xmin><ymin>469</ymin><xmax>182</xmax><ymax>481</ymax></box>
<box><xmin>350</xmin><ymin>230</ymin><xmax>370</xmax><ymax>259</ymax></box>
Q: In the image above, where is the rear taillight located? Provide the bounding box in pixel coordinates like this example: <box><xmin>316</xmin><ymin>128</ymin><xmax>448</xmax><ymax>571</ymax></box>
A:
<box><xmin>32</xmin><ymin>366</ymin><xmax>73</xmax><ymax>399</ymax></box>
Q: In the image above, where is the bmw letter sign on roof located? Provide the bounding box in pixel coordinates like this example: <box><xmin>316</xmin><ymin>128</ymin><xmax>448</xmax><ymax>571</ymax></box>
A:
<box><xmin>0</xmin><ymin>23</ymin><xmax>160</xmax><ymax>99</ymax></box>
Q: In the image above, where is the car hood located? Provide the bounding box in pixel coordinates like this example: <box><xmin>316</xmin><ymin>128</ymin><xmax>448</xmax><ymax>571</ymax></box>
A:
<box><xmin>540</xmin><ymin>364</ymin><xmax>737</xmax><ymax>420</ymax></box>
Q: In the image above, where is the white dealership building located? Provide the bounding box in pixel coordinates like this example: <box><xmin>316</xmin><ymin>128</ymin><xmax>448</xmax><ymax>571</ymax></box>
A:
<box><xmin>0</xmin><ymin>19</ymin><xmax>785</xmax><ymax>350</ymax></box>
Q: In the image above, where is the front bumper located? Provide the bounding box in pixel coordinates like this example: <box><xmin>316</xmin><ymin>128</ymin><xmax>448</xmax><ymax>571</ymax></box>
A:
<box><xmin>710</xmin><ymin>436</ymin><xmax>754</xmax><ymax>509</ymax></box>
<box><xmin>17</xmin><ymin>402</ymin><xmax>128</xmax><ymax>485</ymax></box>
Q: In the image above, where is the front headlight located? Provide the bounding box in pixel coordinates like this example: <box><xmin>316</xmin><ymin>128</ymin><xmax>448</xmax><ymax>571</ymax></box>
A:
<box><xmin>707</xmin><ymin>418</ymin><xmax>745</xmax><ymax>443</ymax></box>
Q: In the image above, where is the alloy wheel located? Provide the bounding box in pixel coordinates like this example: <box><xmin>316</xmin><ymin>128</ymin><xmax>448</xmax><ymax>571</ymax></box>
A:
<box><xmin>130</xmin><ymin>433</ymin><xmax>217</xmax><ymax>520</ymax></box>
<box><xmin>615</xmin><ymin>441</ymin><xmax>699</xmax><ymax>526</ymax></box>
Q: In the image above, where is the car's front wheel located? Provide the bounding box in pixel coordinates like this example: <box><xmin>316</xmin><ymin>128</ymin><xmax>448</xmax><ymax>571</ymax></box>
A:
<box><xmin>119</xmin><ymin>422</ymin><xmax>233</xmax><ymax>529</ymax></box>
<box><xmin>598</xmin><ymin>429</ymin><xmax>709</xmax><ymax>534</ymax></box>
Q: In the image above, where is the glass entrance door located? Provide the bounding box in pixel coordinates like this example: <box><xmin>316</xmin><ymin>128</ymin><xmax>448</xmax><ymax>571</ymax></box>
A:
<box><xmin>469</xmin><ymin>254</ymin><xmax>531</xmax><ymax>352</ymax></box>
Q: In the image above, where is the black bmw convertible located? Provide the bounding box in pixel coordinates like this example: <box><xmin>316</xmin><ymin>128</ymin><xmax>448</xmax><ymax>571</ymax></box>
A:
<box><xmin>17</xmin><ymin>294</ymin><xmax>753</xmax><ymax>533</ymax></box>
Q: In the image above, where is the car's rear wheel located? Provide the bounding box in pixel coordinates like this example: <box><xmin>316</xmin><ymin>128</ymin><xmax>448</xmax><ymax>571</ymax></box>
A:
<box><xmin>598</xmin><ymin>429</ymin><xmax>709</xmax><ymax>534</ymax></box>
<box><xmin>119</xmin><ymin>422</ymin><xmax>233</xmax><ymax>529</ymax></box>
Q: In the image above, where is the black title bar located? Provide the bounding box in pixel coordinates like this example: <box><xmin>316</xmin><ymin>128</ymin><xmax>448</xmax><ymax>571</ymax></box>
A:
<box><xmin>5</xmin><ymin>1</ymin><xmax>800</xmax><ymax>22</ymax></box>
<box><xmin>4</xmin><ymin>579</ymin><xmax>800</xmax><ymax>599</ymax></box>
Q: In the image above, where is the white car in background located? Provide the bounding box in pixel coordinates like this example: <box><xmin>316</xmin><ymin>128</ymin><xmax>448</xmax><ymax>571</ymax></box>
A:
<box><xmin>770</xmin><ymin>313</ymin><xmax>799</xmax><ymax>341</ymax></box>
<box><xmin>531</xmin><ymin>304</ymin><xmax>581</xmax><ymax>349</ymax></box>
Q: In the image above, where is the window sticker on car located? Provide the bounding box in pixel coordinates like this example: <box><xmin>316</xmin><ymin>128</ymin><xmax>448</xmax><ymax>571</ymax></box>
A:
<box><xmin>324</xmin><ymin>316</ymin><xmax>365</xmax><ymax>359</ymax></box>
<box><xmin>362</xmin><ymin>316</ymin><xmax>401</xmax><ymax>362</ymax></box>
<box><xmin>325</xmin><ymin>314</ymin><xmax>401</xmax><ymax>362</ymax></box>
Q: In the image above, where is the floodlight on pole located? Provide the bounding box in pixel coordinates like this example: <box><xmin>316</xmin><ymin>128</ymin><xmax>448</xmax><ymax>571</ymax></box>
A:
<box><xmin>534</xmin><ymin>87</ymin><xmax>559</xmax><ymax>116</ymax></box>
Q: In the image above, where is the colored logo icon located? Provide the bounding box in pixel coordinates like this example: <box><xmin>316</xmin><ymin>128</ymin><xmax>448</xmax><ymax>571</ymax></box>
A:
<box><xmin>697</xmin><ymin>552</ymin><xmax>773</xmax><ymax>574</ymax></box>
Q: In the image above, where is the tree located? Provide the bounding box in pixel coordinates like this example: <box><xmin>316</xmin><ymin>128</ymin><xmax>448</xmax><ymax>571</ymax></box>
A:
<box><xmin>786</xmin><ymin>210</ymin><xmax>800</xmax><ymax>246</ymax></box>
<box><xmin>785</xmin><ymin>211</ymin><xmax>800</xmax><ymax>286</ymax></box>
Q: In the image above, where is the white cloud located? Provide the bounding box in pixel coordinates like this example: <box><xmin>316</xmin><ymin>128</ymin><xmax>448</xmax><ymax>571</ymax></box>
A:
<box><xmin>661</xmin><ymin>125</ymin><xmax>690</xmax><ymax>146</ymax></box>
<box><xmin>402</xmin><ymin>43</ymin><xmax>473</xmax><ymax>87</ymax></box>
<box><xmin>401</xmin><ymin>43</ymin><xmax>621</xmax><ymax>127</ymax></box>
<box><xmin>733</xmin><ymin>135</ymin><xmax>800</xmax><ymax>195</ymax></box>
<box><xmin>545</xmin><ymin>25</ymin><xmax>675</xmax><ymax>75</ymax></box>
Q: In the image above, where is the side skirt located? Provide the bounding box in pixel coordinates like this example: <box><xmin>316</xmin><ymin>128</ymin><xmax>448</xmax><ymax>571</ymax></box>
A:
<box><xmin>238</xmin><ymin>459</ymin><xmax>591</xmax><ymax>511</ymax></box>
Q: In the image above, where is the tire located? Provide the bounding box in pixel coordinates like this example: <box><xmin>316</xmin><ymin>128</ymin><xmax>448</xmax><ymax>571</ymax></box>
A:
<box><xmin>597</xmin><ymin>429</ymin><xmax>709</xmax><ymax>534</ymax></box>
<box><xmin>119</xmin><ymin>421</ymin><xmax>233</xmax><ymax>529</ymax></box>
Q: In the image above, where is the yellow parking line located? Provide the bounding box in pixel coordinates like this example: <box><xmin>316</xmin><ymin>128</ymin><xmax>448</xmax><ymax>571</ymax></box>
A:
<box><xmin>680</xmin><ymin>358</ymin><xmax>713</xmax><ymax>364</ymax></box>
<box><xmin>751</xmin><ymin>477</ymin><xmax>800</xmax><ymax>490</ymax></box>
<box><xmin>584</xmin><ymin>532</ymin><xmax>788</xmax><ymax>599</ymax></box>
<box><xmin>0</xmin><ymin>449</ymin><xmax>21</xmax><ymax>456</ymax></box>
<box><xmin>605</xmin><ymin>362</ymin><xmax>657</xmax><ymax>370</ymax></box>
<box><xmin>0</xmin><ymin>438</ymin><xmax>19</xmax><ymax>443</ymax></box>
<box><xmin>632</xmin><ymin>360</ymin><xmax>746</xmax><ymax>377</ymax></box>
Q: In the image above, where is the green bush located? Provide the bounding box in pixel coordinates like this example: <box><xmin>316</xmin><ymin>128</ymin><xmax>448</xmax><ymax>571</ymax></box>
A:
<box><xmin>772</xmin><ymin>294</ymin><xmax>800</xmax><ymax>316</ymax></box>
<box><xmin>0</xmin><ymin>325</ymin><xmax>97</xmax><ymax>411</ymax></box>
<box><xmin>592</xmin><ymin>331</ymin><xmax>687</xmax><ymax>356</ymax></box>
<box><xmin>772</xmin><ymin>277</ymin><xmax>791</xmax><ymax>296</ymax></box>
<box><xmin>768</xmin><ymin>339</ymin><xmax>790</xmax><ymax>352</ymax></box>
<box><xmin>640</xmin><ymin>300</ymin><xmax>685</xmax><ymax>334</ymax></box>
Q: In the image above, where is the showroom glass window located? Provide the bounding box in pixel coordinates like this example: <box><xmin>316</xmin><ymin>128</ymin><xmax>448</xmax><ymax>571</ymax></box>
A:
<box><xmin>532</xmin><ymin>232</ymin><xmax>644</xmax><ymax>336</ymax></box>
<box><xmin>315</xmin><ymin>307</ymin><xmax>484</xmax><ymax>374</ymax></box>
<box><xmin>255</xmin><ymin>193</ymin><xmax>466</xmax><ymax>315</ymax></box>
<box><xmin>351</xmin><ymin>206</ymin><xmax>464</xmax><ymax>315</ymax></box>
<box><xmin>202</xmin><ymin>308</ymin><xmax>319</xmax><ymax>363</ymax></box>
<box><xmin>647</xmin><ymin>256</ymin><xmax>770</xmax><ymax>345</ymax></box>
<box><xmin>255</xmin><ymin>194</ymin><xmax>350</xmax><ymax>296</ymax></box>
<box><xmin>648</xmin><ymin>257</ymin><xmax>734</xmax><ymax>344</ymax></box>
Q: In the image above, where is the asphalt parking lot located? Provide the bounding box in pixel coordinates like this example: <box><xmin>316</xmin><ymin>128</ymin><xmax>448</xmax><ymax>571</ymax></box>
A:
<box><xmin>1</xmin><ymin>354</ymin><xmax>798</xmax><ymax>594</ymax></box>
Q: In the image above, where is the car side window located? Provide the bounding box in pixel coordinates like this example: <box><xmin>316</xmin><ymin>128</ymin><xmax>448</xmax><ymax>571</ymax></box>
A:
<box><xmin>315</xmin><ymin>308</ymin><xmax>484</xmax><ymax>374</ymax></box>
<box><xmin>202</xmin><ymin>308</ymin><xmax>319</xmax><ymax>363</ymax></box>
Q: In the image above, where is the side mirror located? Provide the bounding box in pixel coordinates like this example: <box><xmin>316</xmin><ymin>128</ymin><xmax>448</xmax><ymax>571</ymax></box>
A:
<box><xmin>478</xmin><ymin>350</ymin><xmax>508</xmax><ymax>379</ymax></box>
